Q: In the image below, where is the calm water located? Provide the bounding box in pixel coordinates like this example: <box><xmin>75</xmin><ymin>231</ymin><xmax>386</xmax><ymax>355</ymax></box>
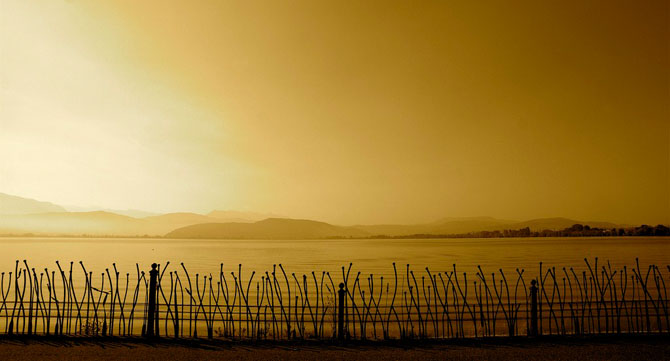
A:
<box><xmin>0</xmin><ymin>236</ymin><xmax>668</xmax><ymax>337</ymax></box>
<box><xmin>0</xmin><ymin>236</ymin><xmax>668</xmax><ymax>278</ymax></box>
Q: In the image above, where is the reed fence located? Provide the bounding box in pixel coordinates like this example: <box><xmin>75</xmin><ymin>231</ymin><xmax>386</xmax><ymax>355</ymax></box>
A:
<box><xmin>0</xmin><ymin>258</ymin><xmax>668</xmax><ymax>340</ymax></box>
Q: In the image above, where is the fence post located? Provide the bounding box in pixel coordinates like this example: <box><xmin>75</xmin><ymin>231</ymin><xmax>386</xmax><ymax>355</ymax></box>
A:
<box><xmin>338</xmin><ymin>283</ymin><xmax>345</xmax><ymax>341</ymax></box>
<box><xmin>146</xmin><ymin>263</ymin><xmax>158</xmax><ymax>337</ymax></box>
<box><xmin>174</xmin><ymin>286</ymin><xmax>179</xmax><ymax>338</ymax></box>
<box><xmin>530</xmin><ymin>279</ymin><xmax>538</xmax><ymax>336</ymax></box>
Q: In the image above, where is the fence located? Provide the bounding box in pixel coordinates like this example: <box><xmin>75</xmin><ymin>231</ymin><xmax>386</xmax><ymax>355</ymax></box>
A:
<box><xmin>0</xmin><ymin>258</ymin><xmax>668</xmax><ymax>340</ymax></box>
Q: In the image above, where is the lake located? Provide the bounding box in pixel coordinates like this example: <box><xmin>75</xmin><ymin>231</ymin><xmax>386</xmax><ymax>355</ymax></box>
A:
<box><xmin>1</xmin><ymin>236</ymin><xmax>669</xmax><ymax>338</ymax></box>
<box><xmin>1</xmin><ymin>236</ymin><xmax>668</xmax><ymax>278</ymax></box>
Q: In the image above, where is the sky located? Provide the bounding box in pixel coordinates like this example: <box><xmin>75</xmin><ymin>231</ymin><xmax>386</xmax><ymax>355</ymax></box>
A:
<box><xmin>1</xmin><ymin>0</ymin><xmax>668</xmax><ymax>225</ymax></box>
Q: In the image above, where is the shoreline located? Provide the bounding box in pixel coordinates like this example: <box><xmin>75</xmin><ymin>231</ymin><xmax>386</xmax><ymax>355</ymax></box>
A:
<box><xmin>0</xmin><ymin>334</ymin><xmax>668</xmax><ymax>360</ymax></box>
<box><xmin>1</xmin><ymin>235</ymin><xmax>669</xmax><ymax>240</ymax></box>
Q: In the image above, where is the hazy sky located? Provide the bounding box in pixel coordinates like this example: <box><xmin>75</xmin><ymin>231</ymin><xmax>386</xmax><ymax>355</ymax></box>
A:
<box><xmin>1</xmin><ymin>0</ymin><xmax>668</xmax><ymax>225</ymax></box>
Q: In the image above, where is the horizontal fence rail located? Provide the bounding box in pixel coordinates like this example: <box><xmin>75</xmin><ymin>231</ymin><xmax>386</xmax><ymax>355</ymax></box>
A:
<box><xmin>0</xmin><ymin>258</ymin><xmax>668</xmax><ymax>340</ymax></box>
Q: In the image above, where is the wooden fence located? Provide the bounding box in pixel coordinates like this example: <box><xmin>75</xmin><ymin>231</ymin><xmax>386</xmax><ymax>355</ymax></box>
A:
<box><xmin>0</xmin><ymin>258</ymin><xmax>668</xmax><ymax>340</ymax></box>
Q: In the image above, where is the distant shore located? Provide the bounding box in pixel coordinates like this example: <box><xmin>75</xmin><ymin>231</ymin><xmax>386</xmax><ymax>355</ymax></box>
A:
<box><xmin>1</xmin><ymin>222</ymin><xmax>669</xmax><ymax>240</ymax></box>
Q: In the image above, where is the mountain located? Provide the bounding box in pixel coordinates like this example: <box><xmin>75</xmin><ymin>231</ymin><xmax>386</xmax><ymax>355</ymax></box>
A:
<box><xmin>144</xmin><ymin>212</ymin><xmax>220</xmax><ymax>224</ymax></box>
<box><xmin>141</xmin><ymin>212</ymin><xmax>228</xmax><ymax>234</ymax></box>
<box><xmin>64</xmin><ymin>205</ymin><xmax>158</xmax><ymax>218</ymax></box>
<box><xmin>207</xmin><ymin>210</ymin><xmax>282</xmax><ymax>222</ymax></box>
<box><xmin>0</xmin><ymin>193</ymin><xmax>66</xmax><ymax>215</ymax></box>
<box><xmin>0</xmin><ymin>211</ymin><xmax>144</xmax><ymax>236</ymax></box>
<box><xmin>0</xmin><ymin>193</ymin><xmax>628</xmax><ymax>238</ymax></box>
<box><xmin>0</xmin><ymin>211</ymin><xmax>230</xmax><ymax>236</ymax></box>
<box><xmin>0</xmin><ymin>209</ymin><xmax>625</xmax><ymax>238</ymax></box>
<box><xmin>102</xmin><ymin>209</ymin><xmax>158</xmax><ymax>218</ymax></box>
<box><xmin>166</xmin><ymin>218</ymin><xmax>370</xmax><ymax>239</ymax></box>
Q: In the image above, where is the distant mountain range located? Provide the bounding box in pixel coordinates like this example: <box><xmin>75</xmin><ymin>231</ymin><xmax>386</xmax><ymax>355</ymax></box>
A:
<box><xmin>166</xmin><ymin>218</ymin><xmax>368</xmax><ymax>239</ymax></box>
<box><xmin>0</xmin><ymin>192</ymin><xmax>66</xmax><ymax>214</ymax></box>
<box><xmin>165</xmin><ymin>216</ymin><xmax>622</xmax><ymax>239</ymax></box>
<box><xmin>63</xmin><ymin>205</ymin><xmax>159</xmax><ymax>218</ymax></box>
<box><xmin>0</xmin><ymin>193</ymin><xmax>278</xmax><ymax>236</ymax></box>
<box><xmin>207</xmin><ymin>210</ymin><xmax>284</xmax><ymax>222</ymax></box>
<box><xmin>0</xmin><ymin>211</ymin><xmax>145</xmax><ymax>236</ymax></box>
<box><xmin>0</xmin><ymin>192</ymin><xmax>635</xmax><ymax>239</ymax></box>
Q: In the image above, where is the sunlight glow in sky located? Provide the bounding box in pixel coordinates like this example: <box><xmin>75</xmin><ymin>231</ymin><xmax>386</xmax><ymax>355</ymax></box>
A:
<box><xmin>1</xmin><ymin>0</ymin><xmax>668</xmax><ymax>225</ymax></box>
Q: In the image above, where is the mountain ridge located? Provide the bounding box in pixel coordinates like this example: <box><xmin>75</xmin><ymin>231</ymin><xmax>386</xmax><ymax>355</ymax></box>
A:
<box><xmin>165</xmin><ymin>218</ymin><xmax>369</xmax><ymax>239</ymax></box>
<box><xmin>165</xmin><ymin>216</ymin><xmax>631</xmax><ymax>240</ymax></box>
<box><xmin>207</xmin><ymin>210</ymin><xmax>281</xmax><ymax>222</ymax></box>
<box><xmin>0</xmin><ymin>192</ymin><xmax>644</xmax><ymax>238</ymax></box>
<box><xmin>0</xmin><ymin>192</ymin><xmax>67</xmax><ymax>215</ymax></box>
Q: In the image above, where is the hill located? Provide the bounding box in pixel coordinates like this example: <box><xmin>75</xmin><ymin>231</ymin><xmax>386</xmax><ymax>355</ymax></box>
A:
<box><xmin>207</xmin><ymin>210</ymin><xmax>281</xmax><ymax>222</ymax></box>
<box><xmin>0</xmin><ymin>211</ymin><xmax>233</xmax><ymax>237</ymax></box>
<box><xmin>355</xmin><ymin>217</ymin><xmax>622</xmax><ymax>237</ymax></box>
<box><xmin>0</xmin><ymin>211</ymin><xmax>144</xmax><ymax>236</ymax></box>
<box><xmin>141</xmin><ymin>212</ymin><xmax>229</xmax><ymax>234</ymax></box>
<box><xmin>165</xmin><ymin>218</ymin><xmax>370</xmax><ymax>239</ymax></box>
<box><xmin>0</xmin><ymin>192</ymin><xmax>631</xmax><ymax>238</ymax></box>
<box><xmin>64</xmin><ymin>205</ymin><xmax>158</xmax><ymax>218</ymax></box>
<box><xmin>0</xmin><ymin>193</ymin><xmax>258</xmax><ymax>236</ymax></box>
<box><xmin>143</xmin><ymin>212</ymin><xmax>221</xmax><ymax>225</ymax></box>
<box><xmin>354</xmin><ymin>217</ymin><xmax>517</xmax><ymax>236</ymax></box>
<box><xmin>0</xmin><ymin>193</ymin><xmax>66</xmax><ymax>215</ymax></box>
<box><xmin>491</xmin><ymin>217</ymin><xmax>620</xmax><ymax>232</ymax></box>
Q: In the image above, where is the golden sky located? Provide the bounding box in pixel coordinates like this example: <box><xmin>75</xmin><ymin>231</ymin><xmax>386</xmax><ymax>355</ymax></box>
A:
<box><xmin>1</xmin><ymin>0</ymin><xmax>668</xmax><ymax>225</ymax></box>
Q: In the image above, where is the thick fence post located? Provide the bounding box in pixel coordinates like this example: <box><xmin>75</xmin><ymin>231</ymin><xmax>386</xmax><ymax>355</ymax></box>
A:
<box><xmin>338</xmin><ymin>283</ymin><xmax>345</xmax><ymax>340</ymax></box>
<box><xmin>174</xmin><ymin>286</ymin><xmax>180</xmax><ymax>338</ymax></box>
<box><xmin>146</xmin><ymin>263</ymin><xmax>158</xmax><ymax>337</ymax></box>
<box><xmin>530</xmin><ymin>279</ymin><xmax>538</xmax><ymax>336</ymax></box>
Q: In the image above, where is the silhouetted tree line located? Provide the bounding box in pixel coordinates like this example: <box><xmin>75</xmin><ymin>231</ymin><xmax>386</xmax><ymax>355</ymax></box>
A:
<box><xmin>376</xmin><ymin>224</ymin><xmax>670</xmax><ymax>239</ymax></box>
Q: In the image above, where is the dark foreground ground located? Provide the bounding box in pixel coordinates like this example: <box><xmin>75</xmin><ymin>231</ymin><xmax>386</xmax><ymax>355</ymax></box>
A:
<box><xmin>0</xmin><ymin>335</ymin><xmax>668</xmax><ymax>361</ymax></box>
